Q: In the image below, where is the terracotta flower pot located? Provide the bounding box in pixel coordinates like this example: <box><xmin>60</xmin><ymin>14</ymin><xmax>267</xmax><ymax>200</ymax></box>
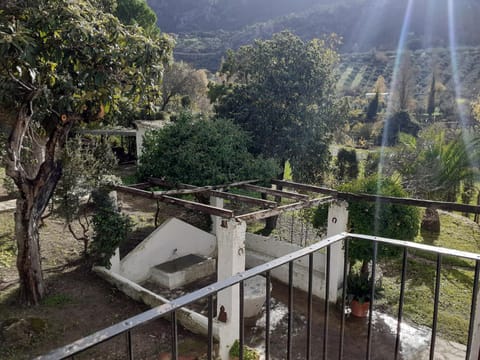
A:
<box><xmin>351</xmin><ymin>299</ymin><xmax>370</xmax><ymax>317</ymax></box>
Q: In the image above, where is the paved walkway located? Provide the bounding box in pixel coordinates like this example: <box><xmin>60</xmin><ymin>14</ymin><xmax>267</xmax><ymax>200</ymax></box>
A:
<box><xmin>416</xmin><ymin>338</ymin><xmax>466</xmax><ymax>360</ymax></box>
<box><xmin>0</xmin><ymin>199</ymin><xmax>16</xmax><ymax>214</ymax></box>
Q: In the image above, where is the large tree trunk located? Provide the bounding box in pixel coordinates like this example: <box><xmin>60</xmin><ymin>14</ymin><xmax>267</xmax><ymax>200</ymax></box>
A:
<box><xmin>6</xmin><ymin>99</ymin><xmax>74</xmax><ymax>305</ymax></box>
<box><xmin>15</xmin><ymin>198</ymin><xmax>46</xmax><ymax>304</ymax></box>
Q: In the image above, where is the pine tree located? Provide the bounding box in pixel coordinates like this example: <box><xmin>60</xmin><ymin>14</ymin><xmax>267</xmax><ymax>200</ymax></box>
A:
<box><xmin>366</xmin><ymin>91</ymin><xmax>379</xmax><ymax>121</ymax></box>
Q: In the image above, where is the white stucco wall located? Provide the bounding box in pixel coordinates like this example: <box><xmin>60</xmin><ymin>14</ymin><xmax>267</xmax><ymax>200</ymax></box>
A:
<box><xmin>119</xmin><ymin>218</ymin><xmax>216</xmax><ymax>283</ymax></box>
<box><xmin>134</xmin><ymin>120</ymin><xmax>168</xmax><ymax>164</ymax></box>
<box><xmin>245</xmin><ymin>233</ymin><xmax>327</xmax><ymax>298</ymax></box>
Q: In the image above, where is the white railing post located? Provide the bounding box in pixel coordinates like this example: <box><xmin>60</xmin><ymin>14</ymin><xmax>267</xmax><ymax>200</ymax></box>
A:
<box><xmin>326</xmin><ymin>201</ymin><xmax>348</xmax><ymax>302</ymax></box>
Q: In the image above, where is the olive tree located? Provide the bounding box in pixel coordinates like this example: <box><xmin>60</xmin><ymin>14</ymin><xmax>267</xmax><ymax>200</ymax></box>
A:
<box><xmin>213</xmin><ymin>31</ymin><xmax>346</xmax><ymax>183</ymax></box>
<box><xmin>0</xmin><ymin>0</ymin><xmax>172</xmax><ymax>304</ymax></box>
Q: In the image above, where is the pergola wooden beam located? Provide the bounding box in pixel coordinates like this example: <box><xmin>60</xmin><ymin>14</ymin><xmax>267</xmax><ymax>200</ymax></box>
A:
<box><xmin>148</xmin><ymin>178</ymin><xmax>258</xmax><ymax>195</ymax></box>
<box><xmin>148</xmin><ymin>177</ymin><xmax>274</xmax><ymax>207</ymax></box>
<box><xmin>114</xmin><ymin>185</ymin><xmax>234</xmax><ymax>218</ymax></box>
<box><xmin>238</xmin><ymin>183</ymin><xmax>309</xmax><ymax>201</ymax></box>
<box><xmin>272</xmin><ymin>179</ymin><xmax>338</xmax><ymax>196</ymax></box>
<box><xmin>207</xmin><ymin>191</ymin><xmax>277</xmax><ymax>208</ymax></box>
<box><xmin>115</xmin><ymin>185</ymin><xmax>154</xmax><ymax>198</ymax></box>
<box><xmin>236</xmin><ymin>196</ymin><xmax>334</xmax><ymax>223</ymax></box>
<box><xmin>273</xmin><ymin>179</ymin><xmax>480</xmax><ymax>214</ymax></box>
<box><xmin>156</xmin><ymin>195</ymin><xmax>234</xmax><ymax>218</ymax></box>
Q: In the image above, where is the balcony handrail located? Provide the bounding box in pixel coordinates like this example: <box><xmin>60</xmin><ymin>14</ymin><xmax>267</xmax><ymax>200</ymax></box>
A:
<box><xmin>36</xmin><ymin>231</ymin><xmax>480</xmax><ymax>360</ymax></box>
<box><xmin>37</xmin><ymin>233</ymin><xmax>345</xmax><ymax>360</ymax></box>
<box><xmin>347</xmin><ymin>232</ymin><xmax>480</xmax><ymax>261</ymax></box>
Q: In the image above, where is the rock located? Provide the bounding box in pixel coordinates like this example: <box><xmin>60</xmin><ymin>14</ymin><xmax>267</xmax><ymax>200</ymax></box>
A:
<box><xmin>421</xmin><ymin>207</ymin><xmax>440</xmax><ymax>233</ymax></box>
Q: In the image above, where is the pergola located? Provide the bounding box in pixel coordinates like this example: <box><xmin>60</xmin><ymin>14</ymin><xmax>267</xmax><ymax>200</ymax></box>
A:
<box><xmin>115</xmin><ymin>177</ymin><xmax>480</xmax><ymax>221</ymax></box>
<box><xmin>113</xmin><ymin>179</ymin><xmax>480</xmax><ymax>359</ymax></box>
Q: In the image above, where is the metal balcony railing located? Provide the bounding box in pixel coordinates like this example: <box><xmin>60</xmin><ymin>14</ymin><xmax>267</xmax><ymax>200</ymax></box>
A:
<box><xmin>36</xmin><ymin>232</ymin><xmax>480</xmax><ymax>360</ymax></box>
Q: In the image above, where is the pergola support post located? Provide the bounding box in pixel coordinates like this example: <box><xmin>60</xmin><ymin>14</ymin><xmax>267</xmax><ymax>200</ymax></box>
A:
<box><xmin>210</xmin><ymin>196</ymin><xmax>224</xmax><ymax>235</ymax></box>
<box><xmin>326</xmin><ymin>201</ymin><xmax>348</xmax><ymax>302</ymax></box>
<box><xmin>216</xmin><ymin>218</ymin><xmax>247</xmax><ymax>359</ymax></box>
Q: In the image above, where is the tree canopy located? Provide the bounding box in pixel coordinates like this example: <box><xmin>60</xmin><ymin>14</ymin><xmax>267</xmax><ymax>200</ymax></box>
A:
<box><xmin>213</xmin><ymin>31</ymin><xmax>345</xmax><ymax>183</ymax></box>
<box><xmin>161</xmin><ymin>61</ymin><xmax>209</xmax><ymax>112</ymax></box>
<box><xmin>115</xmin><ymin>0</ymin><xmax>159</xmax><ymax>34</ymax></box>
<box><xmin>0</xmin><ymin>0</ymin><xmax>172</xmax><ymax>304</ymax></box>
<box><xmin>138</xmin><ymin>113</ymin><xmax>279</xmax><ymax>186</ymax></box>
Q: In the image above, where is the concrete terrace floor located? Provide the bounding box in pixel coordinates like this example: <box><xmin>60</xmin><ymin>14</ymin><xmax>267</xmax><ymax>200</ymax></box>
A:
<box><xmin>244</xmin><ymin>280</ymin><xmax>466</xmax><ymax>360</ymax></box>
<box><xmin>145</xmin><ymin>275</ymin><xmax>466</xmax><ymax>359</ymax></box>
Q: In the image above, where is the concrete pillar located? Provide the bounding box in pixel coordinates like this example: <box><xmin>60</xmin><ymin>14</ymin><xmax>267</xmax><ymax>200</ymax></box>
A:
<box><xmin>326</xmin><ymin>201</ymin><xmax>348</xmax><ymax>302</ymax></box>
<box><xmin>216</xmin><ymin>218</ymin><xmax>247</xmax><ymax>360</ymax></box>
<box><xmin>210</xmin><ymin>196</ymin><xmax>224</xmax><ymax>236</ymax></box>
<box><xmin>109</xmin><ymin>247</ymin><xmax>121</xmax><ymax>274</ymax></box>
<box><xmin>134</xmin><ymin>126</ymin><xmax>147</xmax><ymax>165</ymax></box>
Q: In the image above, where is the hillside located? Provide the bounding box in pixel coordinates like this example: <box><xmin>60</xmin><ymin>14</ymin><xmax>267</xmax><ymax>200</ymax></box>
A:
<box><xmin>336</xmin><ymin>47</ymin><xmax>480</xmax><ymax>101</ymax></box>
<box><xmin>148</xmin><ymin>0</ymin><xmax>480</xmax><ymax>72</ymax></box>
<box><xmin>147</xmin><ymin>0</ymin><xmax>339</xmax><ymax>33</ymax></box>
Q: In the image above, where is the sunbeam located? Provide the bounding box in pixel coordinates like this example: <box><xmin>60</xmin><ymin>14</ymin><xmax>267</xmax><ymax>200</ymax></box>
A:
<box><xmin>447</xmin><ymin>0</ymin><xmax>480</xmax><ymax>172</ymax></box>
<box><xmin>378</xmin><ymin>0</ymin><xmax>415</xmax><ymax>175</ymax></box>
<box><xmin>374</xmin><ymin>0</ymin><xmax>415</xmax><ymax>235</ymax></box>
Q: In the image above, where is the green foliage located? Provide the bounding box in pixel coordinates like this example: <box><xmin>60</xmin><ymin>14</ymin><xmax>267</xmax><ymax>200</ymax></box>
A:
<box><xmin>41</xmin><ymin>293</ymin><xmax>73</xmax><ymax>306</ymax></box>
<box><xmin>311</xmin><ymin>203</ymin><xmax>329</xmax><ymax>232</ymax></box>
<box><xmin>391</xmin><ymin>127</ymin><xmax>480</xmax><ymax>201</ymax></box>
<box><xmin>138</xmin><ymin>113</ymin><xmax>279</xmax><ymax>186</ymax></box>
<box><xmin>340</xmin><ymin>176</ymin><xmax>420</xmax><ymax>270</ymax></box>
<box><xmin>55</xmin><ymin>136</ymin><xmax>118</xmax><ymax>225</ymax></box>
<box><xmin>347</xmin><ymin>271</ymin><xmax>383</xmax><ymax>304</ymax></box>
<box><xmin>215</xmin><ymin>31</ymin><xmax>345</xmax><ymax>183</ymax></box>
<box><xmin>90</xmin><ymin>189</ymin><xmax>132</xmax><ymax>269</ymax></box>
<box><xmin>380</xmin><ymin>111</ymin><xmax>420</xmax><ymax>146</ymax></box>
<box><xmin>115</xmin><ymin>0</ymin><xmax>158</xmax><ymax>34</ymax></box>
<box><xmin>364</xmin><ymin>151</ymin><xmax>380</xmax><ymax>177</ymax></box>
<box><xmin>366</xmin><ymin>91</ymin><xmax>379</xmax><ymax>121</ymax></box>
<box><xmin>229</xmin><ymin>339</ymin><xmax>260</xmax><ymax>360</ymax></box>
<box><xmin>336</xmin><ymin>148</ymin><xmax>359</xmax><ymax>182</ymax></box>
<box><xmin>427</xmin><ymin>73</ymin><xmax>436</xmax><ymax>116</ymax></box>
<box><xmin>161</xmin><ymin>62</ymin><xmax>209</xmax><ymax>112</ymax></box>
<box><xmin>0</xmin><ymin>0</ymin><xmax>173</xmax><ymax>124</ymax></box>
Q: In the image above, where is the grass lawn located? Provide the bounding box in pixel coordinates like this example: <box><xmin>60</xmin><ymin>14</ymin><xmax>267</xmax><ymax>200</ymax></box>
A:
<box><xmin>380</xmin><ymin>210</ymin><xmax>480</xmax><ymax>344</ymax></box>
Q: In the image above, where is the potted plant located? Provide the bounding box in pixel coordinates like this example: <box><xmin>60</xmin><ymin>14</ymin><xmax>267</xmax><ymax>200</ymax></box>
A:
<box><xmin>229</xmin><ymin>340</ymin><xmax>260</xmax><ymax>360</ymax></box>
<box><xmin>347</xmin><ymin>271</ymin><xmax>383</xmax><ymax>317</ymax></box>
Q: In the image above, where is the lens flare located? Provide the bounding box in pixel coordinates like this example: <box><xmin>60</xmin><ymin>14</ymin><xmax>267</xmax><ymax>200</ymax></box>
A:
<box><xmin>379</xmin><ymin>0</ymin><xmax>415</xmax><ymax>175</ymax></box>
<box><xmin>447</xmin><ymin>0</ymin><xmax>479</xmax><ymax>171</ymax></box>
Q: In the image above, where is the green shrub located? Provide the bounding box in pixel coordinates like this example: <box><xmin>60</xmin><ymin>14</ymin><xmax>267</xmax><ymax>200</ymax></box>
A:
<box><xmin>341</xmin><ymin>176</ymin><xmax>420</xmax><ymax>272</ymax></box>
<box><xmin>312</xmin><ymin>176</ymin><xmax>420</xmax><ymax>274</ymax></box>
<box><xmin>229</xmin><ymin>340</ymin><xmax>259</xmax><ymax>360</ymax></box>
<box><xmin>364</xmin><ymin>152</ymin><xmax>380</xmax><ymax>177</ymax></box>
<box><xmin>138</xmin><ymin>113</ymin><xmax>279</xmax><ymax>186</ymax></box>
<box><xmin>90</xmin><ymin>189</ymin><xmax>132</xmax><ymax>268</ymax></box>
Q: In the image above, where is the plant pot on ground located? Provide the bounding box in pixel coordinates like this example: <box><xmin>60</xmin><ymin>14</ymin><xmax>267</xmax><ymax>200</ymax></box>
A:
<box><xmin>347</xmin><ymin>271</ymin><xmax>383</xmax><ymax>318</ymax></box>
